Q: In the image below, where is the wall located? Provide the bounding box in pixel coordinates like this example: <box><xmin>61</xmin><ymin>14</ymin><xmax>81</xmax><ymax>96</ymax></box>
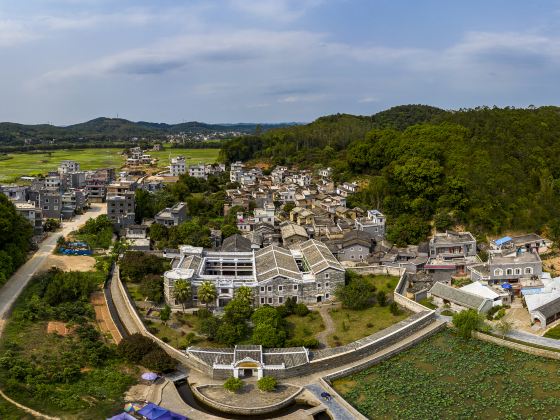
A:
<box><xmin>190</xmin><ymin>384</ymin><xmax>302</xmax><ymax>416</ymax></box>
<box><xmin>349</xmin><ymin>265</ymin><xmax>403</xmax><ymax>276</ymax></box>
<box><xmin>473</xmin><ymin>332</ymin><xmax>560</xmax><ymax>360</ymax></box>
<box><xmin>393</xmin><ymin>270</ymin><xmax>433</xmax><ymax>313</ymax></box>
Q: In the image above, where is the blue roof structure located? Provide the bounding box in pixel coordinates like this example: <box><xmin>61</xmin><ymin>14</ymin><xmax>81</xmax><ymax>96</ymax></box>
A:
<box><xmin>495</xmin><ymin>236</ymin><xmax>512</xmax><ymax>246</ymax></box>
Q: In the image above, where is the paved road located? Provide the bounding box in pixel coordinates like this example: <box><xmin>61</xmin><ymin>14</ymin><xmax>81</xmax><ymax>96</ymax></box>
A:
<box><xmin>506</xmin><ymin>329</ymin><xmax>560</xmax><ymax>349</ymax></box>
<box><xmin>306</xmin><ymin>383</ymin><xmax>358</xmax><ymax>420</ymax></box>
<box><xmin>0</xmin><ymin>203</ymin><xmax>106</xmax><ymax>335</ymax></box>
<box><xmin>109</xmin><ymin>266</ymin><xmax>141</xmax><ymax>335</ymax></box>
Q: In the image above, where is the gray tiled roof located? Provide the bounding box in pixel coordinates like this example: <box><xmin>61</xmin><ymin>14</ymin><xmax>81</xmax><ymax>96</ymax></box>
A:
<box><xmin>429</xmin><ymin>282</ymin><xmax>490</xmax><ymax>311</ymax></box>
<box><xmin>255</xmin><ymin>245</ymin><xmax>302</xmax><ymax>282</ymax></box>
<box><xmin>299</xmin><ymin>239</ymin><xmax>344</xmax><ymax>274</ymax></box>
<box><xmin>178</xmin><ymin>255</ymin><xmax>202</xmax><ymax>272</ymax></box>
<box><xmin>535</xmin><ymin>295</ymin><xmax>560</xmax><ymax>319</ymax></box>
<box><xmin>221</xmin><ymin>234</ymin><xmax>252</xmax><ymax>252</ymax></box>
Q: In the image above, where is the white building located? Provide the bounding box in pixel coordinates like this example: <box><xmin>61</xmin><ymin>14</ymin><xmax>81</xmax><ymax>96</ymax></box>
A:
<box><xmin>58</xmin><ymin>160</ymin><xmax>80</xmax><ymax>174</ymax></box>
<box><xmin>170</xmin><ymin>156</ymin><xmax>187</xmax><ymax>176</ymax></box>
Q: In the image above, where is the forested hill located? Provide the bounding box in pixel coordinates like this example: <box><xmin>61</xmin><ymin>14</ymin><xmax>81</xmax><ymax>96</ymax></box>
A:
<box><xmin>220</xmin><ymin>105</ymin><xmax>560</xmax><ymax>242</ymax></box>
<box><xmin>0</xmin><ymin>117</ymin><xmax>297</xmax><ymax>143</ymax></box>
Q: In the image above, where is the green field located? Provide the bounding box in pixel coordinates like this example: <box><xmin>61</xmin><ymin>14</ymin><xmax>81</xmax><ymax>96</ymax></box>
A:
<box><xmin>0</xmin><ymin>146</ymin><xmax>220</xmax><ymax>182</ymax></box>
<box><xmin>333</xmin><ymin>330</ymin><xmax>560</xmax><ymax>419</ymax></box>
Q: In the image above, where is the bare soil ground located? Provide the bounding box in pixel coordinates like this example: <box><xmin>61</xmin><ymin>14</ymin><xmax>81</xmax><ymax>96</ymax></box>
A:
<box><xmin>42</xmin><ymin>254</ymin><xmax>96</xmax><ymax>272</ymax></box>
<box><xmin>91</xmin><ymin>291</ymin><xmax>122</xmax><ymax>344</ymax></box>
<box><xmin>47</xmin><ymin>321</ymin><xmax>71</xmax><ymax>336</ymax></box>
<box><xmin>543</xmin><ymin>255</ymin><xmax>560</xmax><ymax>277</ymax></box>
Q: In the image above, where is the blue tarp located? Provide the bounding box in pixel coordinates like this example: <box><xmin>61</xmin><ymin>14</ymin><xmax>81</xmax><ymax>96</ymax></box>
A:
<box><xmin>136</xmin><ymin>403</ymin><xmax>187</xmax><ymax>420</ymax></box>
<box><xmin>501</xmin><ymin>283</ymin><xmax>513</xmax><ymax>289</ymax></box>
<box><xmin>107</xmin><ymin>413</ymin><xmax>135</xmax><ymax>420</ymax></box>
<box><xmin>521</xmin><ymin>288</ymin><xmax>544</xmax><ymax>296</ymax></box>
<box><xmin>495</xmin><ymin>236</ymin><xmax>512</xmax><ymax>246</ymax></box>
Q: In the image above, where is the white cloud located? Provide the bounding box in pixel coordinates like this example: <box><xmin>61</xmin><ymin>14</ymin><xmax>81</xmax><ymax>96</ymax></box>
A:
<box><xmin>0</xmin><ymin>19</ymin><xmax>37</xmax><ymax>47</ymax></box>
<box><xmin>228</xmin><ymin>0</ymin><xmax>322</xmax><ymax>22</ymax></box>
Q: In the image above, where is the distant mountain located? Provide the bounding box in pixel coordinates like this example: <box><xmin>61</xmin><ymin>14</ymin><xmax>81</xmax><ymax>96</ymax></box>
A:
<box><xmin>0</xmin><ymin>117</ymin><xmax>299</xmax><ymax>143</ymax></box>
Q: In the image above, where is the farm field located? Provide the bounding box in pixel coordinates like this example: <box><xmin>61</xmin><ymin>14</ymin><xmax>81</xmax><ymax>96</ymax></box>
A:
<box><xmin>333</xmin><ymin>330</ymin><xmax>560</xmax><ymax>419</ymax></box>
<box><xmin>0</xmin><ymin>147</ymin><xmax>219</xmax><ymax>181</ymax></box>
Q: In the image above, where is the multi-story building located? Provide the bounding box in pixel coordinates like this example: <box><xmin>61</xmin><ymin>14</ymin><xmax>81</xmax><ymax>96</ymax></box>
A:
<box><xmin>44</xmin><ymin>175</ymin><xmax>62</xmax><ymax>191</ymax></box>
<box><xmin>0</xmin><ymin>184</ymin><xmax>29</xmax><ymax>202</ymax></box>
<box><xmin>14</xmin><ymin>202</ymin><xmax>43</xmax><ymax>235</ymax></box>
<box><xmin>170</xmin><ymin>156</ymin><xmax>187</xmax><ymax>176</ymax></box>
<box><xmin>106</xmin><ymin>192</ymin><xmax>135</xmax><ymax>229</ymax></box>
<box><xmin>58</xmin><ymin>160</ymin><xmax>80</xmax><ymax>174</ymax></box>
<box><xmin>163</xmin><ymin>239</ymin><xmax>345</xmax><ymax>309</ymax></box>
<box><xmin>39</xmin><ymin>190</ymin><xmax>62</xmax><ymax>219</ymax></box>
<box><xmin>470</xmin><ymin>251</ymin><xmax>542</xmax><ymax>288</ymax></box>
<box><xmin>154</xmin><ymin>202</ymin><xmax>187</xmax><ymax>226</ymax></box>
<box><xmin>188</xmin><ymin>164</ymin><xmax>207</xmax><ymax>179</ymax></box>
<box><xmin>253</xmin><ymin>203</ymin><xmax>275</xmax><ymax>225</ymax></box>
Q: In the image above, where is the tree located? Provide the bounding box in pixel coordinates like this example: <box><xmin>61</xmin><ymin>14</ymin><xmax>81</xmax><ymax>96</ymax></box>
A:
<box><xmin>495</xmin><ymin>319</ymin><xmax>513</xmax><ymax>339</ymax></box>
<box><xmin>221</xmin><ymin>224</ymin><xmax>240</xmax><ymax>238</ymax></box>
<box><xmin>386</xmin><ymin>214</ymin><xmax>431</xmax><ymax>246</ymax></box>
<box><xmin>224</xmin><ymin>292</ymin><xmax>253</xmax><ymax>324</ymax></box>
<box><xmin>173</xmin><ymin>280</ymin><xmax>192</xmax><ymax>311</ymax></box>
<box><xmin>223</xmin><ymin>377</ymin><xmax>243</xmax><ymax>393</ymax></box>
<box><xmin>257</xmin><ymin>376</ymin><xmax>277</xmax><ymax>392</ymax></box>
<box><xmin>117</xmin><ymin>334</ymin><xmax>155</xmax><ymax>363</ymax></box>
<box><xmin>139</xmin><ymin>274</ymin><xmax>164</xmax><ymax>302</ymax></box>
<box><xmin>452</xmin><ymin>309</ymin><xmax>484</xmax><ymax>339</ymax></box>
<box><xmin>160</xmin><ymin>305</ymin><xmax>171</xmax><ymax>324</ymax></box>
<box><xmin>283</xmin><ymin>202</ymin><xmax>295</xmax><ymax>213</ymax></box>
<box><xmin>252</xmin><ymin>323</ymin><xmax>286</xmax><ymax>347</ymax></box>
<box><xmin>389</xmin><ymin>301</ymin><xmax>402</xmax><ymax>315</ymax></box>
<box><xmin>198</xmin><ymin>315</ymin><xmax>221</xmax><ymax>341</ymax></box>
<box><xmin>198</xmin><ymin>281</ymin><xmax>217</xmax><ymax>309</ymax></box>
<box><xmin>234</xmin><ymin>286</ymin><xmax>253</xmax><ymax>305</ymax></box>
<box><xmin>43</xmin><ymin>218</ymin><xmax>61</xmax><ymax>232</ymax></box>
<box><xmin>140</xmin><ymin>349</ymin><xmax>176</xmax><ymax>373</ymax></box>
<box><xmin>336</xmin><ymin>277</ymin><xmax>374</xmax><ymax>310</ymax></box>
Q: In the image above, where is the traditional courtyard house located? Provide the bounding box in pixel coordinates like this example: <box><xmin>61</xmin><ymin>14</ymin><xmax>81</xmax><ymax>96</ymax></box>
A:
<box><xmin>469</xmin><ymin>251</ymin><xmax>543</xmax><ymax>295</ymax></box>
<box><xmin>425</xmin><ymin>231</ymin><xmax>479</xmax><ymax>279</ymax></box>
<box><xmin>381</xmin><ymin>246</ymin><xmax>429</xmax><ymax>273</ymax></box>
<box><xmin>154</xmin><ymin>202</ymin><xmax>187</xmax><ymax>226</ymax></box>
<box><xmin>163</xmin><ymin>239</ymin><xmax>345</xmax><ymax>309</ymax></box>
<box><xmin>290</xmin><ymin>207</ymin><xmax>314</xmax><ymax>226</ymax></box>
<box><xmin>336</xmin><ymin>230</ymin><xmax>374</xmax><ymax>262</ymax></box>
<box><xmin>281</xmin><ymin>223</ymin><xmax>309</xmax><ymax>246</ymax></box>
<box><xmin>355</xmin><ymin>209</ymin><xmax>386</xmax><ymax>240</ymax></box>
<box><xmin>429</xmin><ymin>282</ymin><xmax>493</xmax><ymax>314</ymax></box>
<box><xmin>221</xmin><ymin>234</ymin><xmax>252</xmax><ymax>252</ymax></box>
<box><xmin>459</xmin><ymin>281</ymin><xmax>511</xmax><ymax>306</ymax></box>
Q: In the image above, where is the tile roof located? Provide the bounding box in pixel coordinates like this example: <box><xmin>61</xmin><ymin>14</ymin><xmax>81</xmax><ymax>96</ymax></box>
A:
<box><xmin>429</xmin><ymin>282</ymin><xmax>491</xmax><ymax>311</ymax></box>
<box><xmin>255</xmin><ymin>245</ymin><xmax>302</xmax><ymax>282</ymax></box>
<box><xmin>299</xmin><ymin>239</ymin><xmax>344</xmax><ymax>273</ymax></box>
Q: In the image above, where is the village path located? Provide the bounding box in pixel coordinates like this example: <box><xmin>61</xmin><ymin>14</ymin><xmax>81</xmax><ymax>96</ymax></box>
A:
<box><xmin>316</xmin><ymin>304</ymin><xmax>337</xmax><ymax>348</ymax></box>
<box><xmin>0</xmin><ymin>203</ymin><xmax>105</xmax><ymax>336</ymax></box>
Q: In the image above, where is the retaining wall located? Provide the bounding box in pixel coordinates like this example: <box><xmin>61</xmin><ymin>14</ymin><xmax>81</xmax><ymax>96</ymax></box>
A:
<box><xmin>393</xmin><ymin>271</ymin><xmax>431</xmax><ymax>313</ymax></box>
<box><xmin>190</xmin><ymin>384</ymin><xmax>302</xmax><ymax>416</ymax></box>
<box><xmin>348</xmin><ymin>265</ymin><xmax>404</xmax><ymax>276</ymax></box>
<box><xmin>473</xmin><ymin>332</ymin><xmax>560</xmax><ymax>360</ymax></box>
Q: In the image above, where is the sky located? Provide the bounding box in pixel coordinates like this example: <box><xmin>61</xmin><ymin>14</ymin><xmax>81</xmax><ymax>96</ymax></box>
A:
<box><xmin>1</xmin><ymin>0</ymin><xmax>560</xmax><ymax>124</ymax></box>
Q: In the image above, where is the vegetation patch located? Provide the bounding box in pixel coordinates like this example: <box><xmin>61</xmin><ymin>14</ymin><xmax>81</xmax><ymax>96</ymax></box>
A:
<box><xmin>333</xmin><ymin>330</ymin><xmax>560</xmax><ymax>419</ymax></box>
<box><xmin>0</xmin><ymin>268</ymin><xmax>136</xmax><ymax>418</ymax></box>
<box><xmin>544</xmin><ymin>324</ymin><xmax>560</xmax><ymax>340</ymax></box>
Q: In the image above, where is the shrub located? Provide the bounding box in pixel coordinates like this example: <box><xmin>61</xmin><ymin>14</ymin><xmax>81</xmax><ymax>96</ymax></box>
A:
<box><xmin>294</xmin><ymin>303</ymin><xmax>310</xmax><ymax>317</ymax></box>
<box><xmin>366</xmin><ymin>322</ymin><xmax>374</xmax><ymax>328</ymax></box>
<box><xmin>336</xmin><ymin>276</ymin><xmax>374</xmax><ymax>309</ymax></box>
<box><xmin>224</xmin><ymin>376</ymin><xmax>243</xmax><ymax>393</ymax></box>
<box><xmin>196</xmin><ymin>308</ymin><xmax>212</xmax><ymax>319</ymax></box>
<box><xmin>389</xmin><ymin>301</ymin><xmax>402</xmax><ymax>315</ymax></box>
<box><xmin>117</xmin><ymin>334</ymin><xmax>155</xmax><ymax>363</ymax></box>
<box><xmin>486</xmin><ymin>305</ymin><xmax>503</xmax><ymax>320</ymax></box>
<box><xmin>140</xmin><ymin>349</ymin><xmax>176</xmax><ymax>373</ymax></box>
<box><xmin>376</xmin><ymin>290</ymin><xmax>388</xmax><ymax>306</ymax></box>
<box><xmin>494</xmin><ymin>308</ymin><xmax>506</xmax><ymax>320</ymax></box>
<box><xmin>257</xmin><ymin>376</ymin><xmax>277</xmax><ymax>392</ymax></box>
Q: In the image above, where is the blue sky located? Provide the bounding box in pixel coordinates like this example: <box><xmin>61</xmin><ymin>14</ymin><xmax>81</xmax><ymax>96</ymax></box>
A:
<box><xmin>1</xmin><ymin>0</ymin><xmax>559</xmax><ymax>124</ymax></box>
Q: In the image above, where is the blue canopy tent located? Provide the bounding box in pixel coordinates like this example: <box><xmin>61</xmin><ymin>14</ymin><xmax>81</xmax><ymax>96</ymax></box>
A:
<box><xmin>501</xmin><ymin>283</ymin><xmax>513</xmax><ymax>290</ymax></box>
<box><xmin>137</xmin><ymin>403</ymin><xmax>187</xmax><ymax>420</ymax></box>
<box><xmin>107</xmin><ymin>413</ymin><xmax>135</xmax><ymax>420</ymax></box>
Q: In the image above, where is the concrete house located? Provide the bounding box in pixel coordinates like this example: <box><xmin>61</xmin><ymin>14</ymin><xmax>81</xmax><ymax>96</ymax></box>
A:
<box><xmin>154</xmin><ymin>202</ymin><xmax>187</xmax><ymax>226</ymax></box>
<box><xmin>337</xmin><ymin>230</ymin><xmax>373</xmax><ymax>262</ymax></box>
<box><xmin>355</xmin><ymin>209</ymin><xmax>386</xmax><ymax>239</ymax></box>
<box><xmin>39</xmin><ymin>190</ymin><xmax>62</xmax><ymax>219</ymax></box>
<box><xmin>14</xmin><ymin>202</ymin><xmax>43</xmax><ymax>235</ymax></box>
<box><xmin>107</xmin><ymin>192</ymin><xmax>135</xmax><ymax>229</ymax></box>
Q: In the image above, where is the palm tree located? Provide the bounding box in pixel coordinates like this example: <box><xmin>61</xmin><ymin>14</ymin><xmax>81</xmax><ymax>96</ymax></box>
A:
<box><xmin>198</xmin><ymin>281</ymin><xmax>217</xmax><ymax>310</ymax></box>
<box><xmin>173</xmin><ymin>280</ymin><xmax>192</xmax><ymax>312</ymax></box>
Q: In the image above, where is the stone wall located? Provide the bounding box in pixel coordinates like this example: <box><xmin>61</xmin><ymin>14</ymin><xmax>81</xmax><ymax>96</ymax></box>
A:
<box><xmin>393</xmin><ymin>271</ymin><xmax>432</xmax><ymax>313</ymax></box>
<box><xmin>473</xmin><ymin>332</ymin><xmax>560</xmax><ymax>360</ymax></box>
<box><xmin>349</xmin><ymin>265</ymin><xmax>404</xmax><ymax>276</ymax></box>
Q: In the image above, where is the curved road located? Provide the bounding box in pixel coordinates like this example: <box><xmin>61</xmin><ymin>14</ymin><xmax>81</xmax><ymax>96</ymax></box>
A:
<box><xmin>0</xmin><ymin>203</ymin><xmax>106</xmax><ymax>335</ymax></box>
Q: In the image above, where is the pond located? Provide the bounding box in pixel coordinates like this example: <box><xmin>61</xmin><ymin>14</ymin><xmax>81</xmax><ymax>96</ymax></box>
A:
<box><xmin>333</xmin><ymin>330</ymin><xmax>560</xmax><ymax>419</ymax></box>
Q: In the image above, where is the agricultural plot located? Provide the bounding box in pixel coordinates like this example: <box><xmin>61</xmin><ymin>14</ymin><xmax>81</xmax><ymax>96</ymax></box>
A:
<box><xmin>0</xmin><ymin>147</ymin><xmax>220</xmax><ymax>181</ymax></box>
<box><xmin>333</xmin><ymin>330</ymin><xmax>560</xmax><ymax>419</ymax></box>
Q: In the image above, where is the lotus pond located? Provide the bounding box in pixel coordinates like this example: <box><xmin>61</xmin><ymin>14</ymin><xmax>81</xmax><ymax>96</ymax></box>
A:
<box><xmin>333</xmin><ymin>330</ymin><xmax>560</xmax><ymax>419</ymax></box>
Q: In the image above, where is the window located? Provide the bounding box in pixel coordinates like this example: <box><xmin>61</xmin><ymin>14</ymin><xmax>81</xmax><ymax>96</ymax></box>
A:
<box><xmin>293</xmin><ymin>296</ymin><xmax>298</xmax><ymax>302</ymax></box>
<box><xmin>278</xmin><ymin>297</ymin><xmax>284</xmax><ymax>304</ymax></box>
<box><xmin>506</xmin><ymin>268</ymin><xmax>513</xmax><ymax>275</ymax></box>
<box><xmin>193</xmin><ymin>295</ymin><xmax>198</xmax><ymax>300</ymax></box>
<box><xmin>525</xmin><ymin>267</ymin><xmax>533</xmax><ymax>275</ymax></box>
<box><xmin>317</xmin><ymin>283</ymin><xmax>322</xmax><ymax>289</ymax></box>
<box><xmin>494</xmin><ymin>269</ymin><xmax>503</xmax><ymax>276</ymax></box>
<box><xmin>325</xmin><ymin>273</ymin><xmax>330</xmax><ymax>279</ymax></box>
<box><xmin>267</xmin><ymin>286</ymin><xmax>272</xmax><ymax>292</ymax></box>
<box><xmin>325</xmin><ymin>293</ymin><xmax>330</xmax><ymax>299</ymax></box>
<box><xmin>268</xmin><ymin>297</ymin><xmax>273</xmax><ymax>304</ymax></box>
<box><xmin>514</xmin><ymin>268</ymin><xmax>521</xmax><ymax>275</ymax></box>
<box><xmin>326</xmin><ymin>282</ymin><xmax>329</xmax><ymax>288</ymax></box>
<box><xmin>293</xmin><ymin>285</ymin><xmax>298</xmax><ymax>290</ymax></box>
<box><xmin>220</xmin><ymin>288</ymin><xmax>229</xmax><ymax>294</ymax></box>
<box><xmin>278</xmin><ymin>285</ymin><xmax>283</xmax><ymax>292</ymax></box>
<box><xmin>260</xmin><ymin>286</ymin><xmax>265</xmax><ymax>292</ymax></box>
<box><xmin>260</xmin><ymin>297</ymin><xmax>265</xmax><ymax>304</ymax></box>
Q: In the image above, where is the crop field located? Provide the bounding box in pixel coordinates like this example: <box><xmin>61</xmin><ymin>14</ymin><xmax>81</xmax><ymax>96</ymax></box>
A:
<box><xmin>0</xmin><ymin>147</ymin><xmax>219</xmax><ymax>181</ymax></box>
<box><xmin>333</xmin><ymin>330</ymin><xmax>560</xmax><ymax>419</ymax></box>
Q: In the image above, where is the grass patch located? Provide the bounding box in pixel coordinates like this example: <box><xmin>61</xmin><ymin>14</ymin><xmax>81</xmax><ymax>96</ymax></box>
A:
<box><xmin>75</xmin><ymin>226</ymin><xmax>113</xmax><ymax>249</ymax></box>
<box><xmin>328</xmin><ymin>304</ymin><xmax>409</xmax><ymax>346</ymax></box>
<box><xmin>0</xmin><ymin>396</ymin><xmax>34</xmax><ymax>420</ymax></box>
<box><xmin>285</xmin><ymin>311</ymin><xmax>325</xmax><ymax>343</ymax></box>
<box><xmin>333</xmin><ymin>329</ymin><xmax>560</xmax><ymax>419</ymax></box>
<box><xmin>419</xmin><ymin>298</ymin><xmax>437</xmax><ymax>310</ymax></box>
<box><xmin>544</xmin><ymin>324</ymin><xmax>560</xmax><ymax>340</ymax></box>
<box><xmin>440</xmin><ymin>309</ymin><xmax>455</xmax><ymax>316</ymax></box>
